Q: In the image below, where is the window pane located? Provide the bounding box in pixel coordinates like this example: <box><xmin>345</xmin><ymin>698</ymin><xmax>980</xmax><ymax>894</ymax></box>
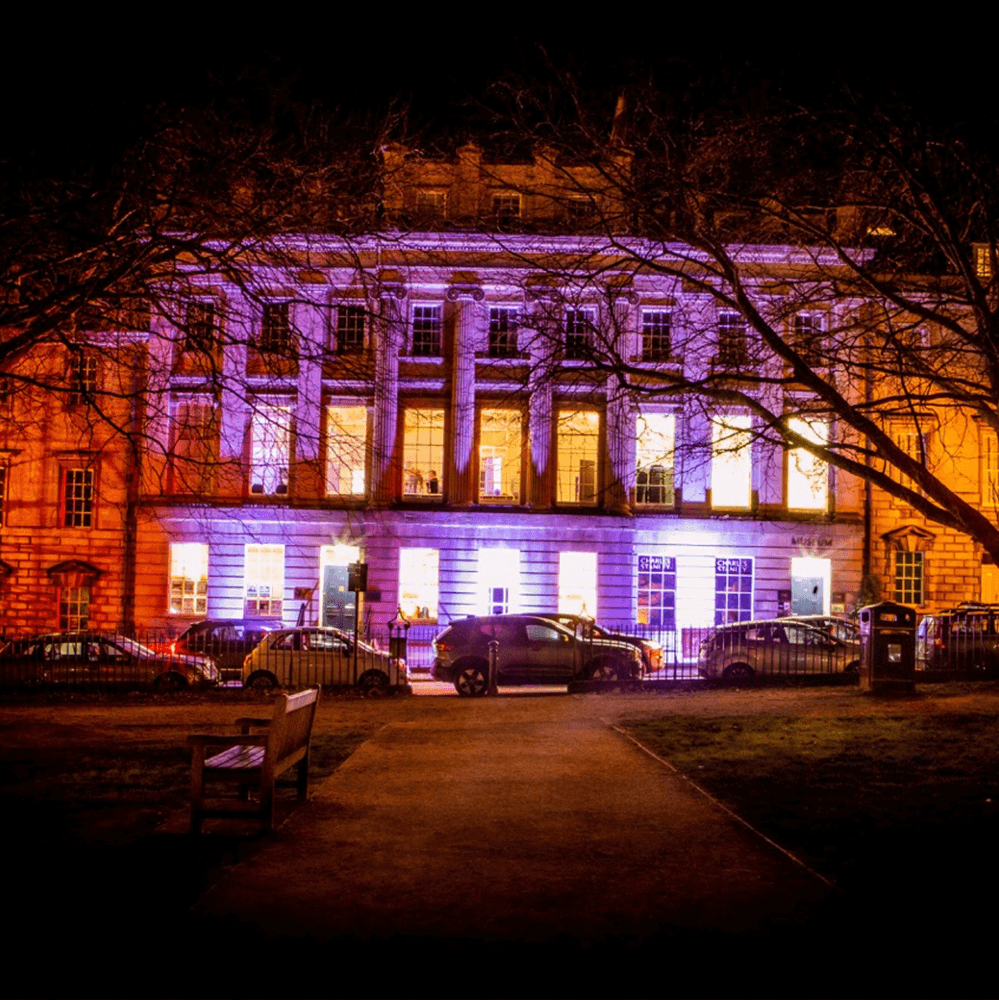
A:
<box><xmin>412</xmin><ymin>305</ymin><xmax>442</xmax><ymax>357</ymax></box>
<box><xmin>642</xmin><ymin>310</ymin><xmax>671</xmax><ymax>361</ymax></box>
<box><xmin>169</xmin><ymin>543</ymin><xmax>209</xmax><ymax>615</ymax></box>
<box><xmin>894</xmin><ymin>552</ymin><xmax>924</xmax><ymax>605</ymax></box>
<box><xmin>565</xmin><ymin>309</ymin><xmax>594</xmax><ymax>360</ymax></box>
<box><xmin>488</xmin><ymin>308</ymin><xmax>519</xmax><ymax>358</ymax></box>
<box><xmin>478</xmin><ymin>549</ymin><xmax>520</xmax><ymax>615</ymax></box>
<box><xmin>403</xmin><ymin>408</ymin><xmax>444</xmax><ymax>497</ymax></box>
<box><xmin>60</xmin><ymin>587</ymin><xmax>90</xmax><ymax>630</ymax></box>
<box><xmin>399</xmin><ymin>548</ymin><xmax>439</xmax><ymax>622</ymax></box>
<box><xmin>479</xmin><ymin>409</ymin><xmax>521</xmax><ymax>502</ymax></box>
<box><xmin>251</xmin><ymin>405</ymin><xmax>291</xmax><ymax>495</ymax></box>
<box><xmin>715</xmin><ymin>558</ymin><xmax>754</xmax><ymax>625</ymax></box>
<box><xmin>711</xmin><ymin>416</ymin><xmax>751</xmax><ymax>509</ymax></box>
<box><xmin>244</xmin><ymin>544</ymin><xmax>284</xmax><ymax>617</ymax></box>
<box><xmin>336</xmin><ymin>306</ymin><xmax>365</xmax><ymax>354</ymax></box>
<box><xmin>559</xmin><ymin>551</ymin><xmax>597</xmax><ymax>616</ymax></box>
<box><xmin>326</xmin><ymin>405</ymin><xmax>367</xmax><ymax>497</ymax></box>
<box><xmin>636</xmin><ymin>555</ymin><xmax>676</xmax><ymax>629</ymax></box>
<box><xmin>556</xmin><ymin>409</ymin><xmax>599</xmax><ymax>504</ymax></box>
<box><xmin>787</xmin><ymin>418</ymin><xmax>828</xmax><ymax>510</ymax></box>
<box><xmin>64</xmin><ymin>469</ymin><xmax>94</xmax><ymax>527</ymax></box>
<box><xmin>636</xmin><ymin>413</ymin><xmax>675</xmax><ymax>505</ymax></box>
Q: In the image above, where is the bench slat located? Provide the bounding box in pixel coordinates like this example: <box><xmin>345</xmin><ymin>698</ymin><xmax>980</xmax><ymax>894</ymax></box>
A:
<box><xmin>205</xmin><ymin>744</ymin><xmax>266</xmax><ymax>770</ymax></box>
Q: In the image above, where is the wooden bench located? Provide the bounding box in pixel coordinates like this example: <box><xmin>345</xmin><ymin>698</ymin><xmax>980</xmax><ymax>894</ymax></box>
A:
<box><xmin>188</xmin><ymin>686</ymin><xmax>320</xmax><ymax>834</ymax></box>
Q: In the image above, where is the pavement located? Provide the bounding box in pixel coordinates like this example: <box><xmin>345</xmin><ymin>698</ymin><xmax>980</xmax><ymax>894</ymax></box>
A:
<box><xmin>182</xmin><ymin>688</ymin><xmax>856</xmax><ymax>998</ymax></box>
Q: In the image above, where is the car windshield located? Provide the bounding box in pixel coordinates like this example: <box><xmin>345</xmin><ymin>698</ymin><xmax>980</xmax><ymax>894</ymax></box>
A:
<box><xmin>107</xmin><ymin>635</ymin><xmax>156</xmax><ymax>658</ymax></box>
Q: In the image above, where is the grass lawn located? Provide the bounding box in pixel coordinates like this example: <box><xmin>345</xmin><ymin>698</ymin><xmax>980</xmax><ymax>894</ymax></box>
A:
<box><xmin>624</xmin><ymin>712</ymin><xmax>999</xmax><ymax>906</ymax></box>
<box><xmin>0</xmin><ymin>715</ymin><xmax>374</xmax><ymax>935</ymax></box>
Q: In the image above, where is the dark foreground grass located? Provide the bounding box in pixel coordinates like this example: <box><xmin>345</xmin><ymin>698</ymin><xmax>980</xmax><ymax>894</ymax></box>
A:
<box><xmin>0</xmin><ymin>728</ymin><xmax>373</xmax><ymax>942</ymax></box>
<box><xmin>625</xmin><ymin>713</ymin><xmax>999</xmax><ymax>905</ymax></box>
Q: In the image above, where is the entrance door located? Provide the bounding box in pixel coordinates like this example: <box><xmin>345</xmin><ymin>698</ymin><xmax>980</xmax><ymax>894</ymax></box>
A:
<box><xmin>323</xmin><ymin>564</ymin><xmax>355</xmax><ymax>631</ymax></box>
<box><xmin>791</xmin><ymin>557</ymin><xmax>830</xmax><ymax>616</ymax></box>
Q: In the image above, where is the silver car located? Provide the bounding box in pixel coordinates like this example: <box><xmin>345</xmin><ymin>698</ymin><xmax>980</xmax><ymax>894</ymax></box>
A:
<box><xmin>243</xmin><ymin>626</ymin><xmax>409</xmax><ymax>694</ymax></box>
<box><xmin>698</xmin><ymin>618</ymin><xmax>861</xmax><ymax>681</ymax></box>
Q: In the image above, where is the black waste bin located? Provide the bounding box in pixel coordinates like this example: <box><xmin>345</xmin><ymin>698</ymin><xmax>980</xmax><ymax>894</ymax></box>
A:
<box><xmin>859</xmin><ymin>601</ymin><xmax>916</xmax><ymax>694</ymax></box>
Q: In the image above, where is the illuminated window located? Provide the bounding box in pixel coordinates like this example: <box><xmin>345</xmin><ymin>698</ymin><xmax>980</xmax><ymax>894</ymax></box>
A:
<box><xmin>894</xmin><ymin>551</ymin><xmax>924</xmax><ymax>605</ymax></box>
<box><xmin>637</xmin><ymin>555</ymin><xmax>676</xmax><ymax>629</ymax></box>
<box><xmin>492</xmin><ymin>193</ymin><xmax>521</xmax><ymax>229</ymax></box>
<box><xmin>399</xmin><ymin>548</ymin><xmax>439</xmax><ymax>622</ymax></box>
<box><xmin>326</xmin><ymin>405</ymin><xmax>367</xmax><ymax>497</ymax></box>
<box><xmin>488</xmin><ymin>307</ymin><xmax>519</xmax><ymax>358</ymax></box>
<box><xmin>244</xmin><ymin>544</ymin><xmax>284</xmax><ymax>617</ymax></box>
<box><xmin>565</xmin><ymin>309</ymin><xmax>595</xmax><ymax>360</ymax></box>
<box><xmin>559</xmin><ymin>551</ymin><xmax>597</xmax><ymax>616</ymax></box>
<box><xmin>715</xmin><ymin>558</ymin><xmax>754</xmax><ymax>625</ymax></box>
<box><xmin>170</xmin><ymin>398</ymin><xmax>218</xmax><ymax>495</ymax></box>
<box><xmin>169</xmin><ymin>543</ymin><xmax>208</xmax><ymax>615</ymax></box>
<box><xmin>641</xmin><ymin>310</ymin><xmax>671</xmax><ymax>361</ymax></box>
<box><xmin>711</xmin><ymin>415</ymin><xmax>752</xmax><ymax>509</ymax></box>
<box><xmin>412</xmin><ymin>305</ymin><xmax>442</xmax><ymax>357</ymax></box>
<box><xmin>478</xmin><ymin>549</ymin><xmax>520</xmax><ymax>615</ymax></box>
<box><xmin>717</xmin><ymin>313</ymin><xmax>747</xmax><ymax>366</ymax></box>
<box><xmin>250</xmin><ymin>405</ymin><xmax>291</xmax><ymax>495</ymax></box>
<box><xmin>402</xmin><ymin>407</ymin><xmax>444</xmax><ymax>497</ymax></box>
<box><xmin>63</xmin><ymin>468</ymin><xmax>94</xmax><ymax>528</ymax></box>
<box><xmin>982</xmin><ymin>429</ymin><xmax>999</xmax><ymax>507</ymax></box>
<box><xmin>68</xmin><ymin>354</ymin><xmax>98</xmax><ymax>406</ymax></box>
<box><xmin>635</xmin><ymin>413</ymin><xmax>675</xmax><ymax>505</ymax></box>
<box><xmin>791</xmin><ymin>313</ymin><xmax>823</xmax><ymax>367</ymax></box>
<box><xmin>479</xmin><ymin>409</ymin><xmax>522</xmax><ymax>503</ymax></box>
<box><xmin>786</xmin><ymin>417</ymin><xmax>829</xmax><ymax>511</ymax></box>
<box><xmin>336</xmin><ymin>306</ymin><xmax>365</xmax><ymax>355</ymax></box>
<box><xmin>59</xmin><ymin>587</ymin><xmax>90</xmax><ymax>631</ymax></box>
<box><xmin>556</xmin><ymin>408</ymin><xmax>599</xmax><ymax>504</ymax></box>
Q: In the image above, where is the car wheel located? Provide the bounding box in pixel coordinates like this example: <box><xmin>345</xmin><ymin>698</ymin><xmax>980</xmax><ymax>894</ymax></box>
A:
<box><xmin>246</xmin><ymin>671</ymin><xmax>278</xmax><ymax>690</ymax></box>
<box><xmin>454</xmin><ymin>664</ymin><xmax>488</xmax><ymax>697</ymax></box>
<box><xmin>153</xmin><ymin>672</ymin><xmax>187</xmax><ymax>692</ymax></box>
<box><xmin>722</xmin><ymin>663</ymin><xmax>755</xmax><ymax>682</ymax></box>
<box><xmin>844</xmin><ymin>660</ymin><xmax>860</xmax><ymax>674</ymax></box>
<box><xmin>19</xmin><ymin>676</ymin><xmax>46</xmax><ymax>693</ymax></box>
<box><xmin>359</xmin><ymin>670</ymin><xmax>390</xmax><ymax>697</ymax></box>
<box><xmin>588</xmin><ymin>660</ymin><xmax>620</xmax><ymax>682</ymax></box>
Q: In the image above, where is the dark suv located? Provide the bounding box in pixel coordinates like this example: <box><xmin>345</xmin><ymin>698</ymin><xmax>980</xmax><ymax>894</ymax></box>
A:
<box><xmin>917</xmin><ymin>604</ymin><xmax>999</xmax><ymax>675</ymax></box>
<box><xmin>432</xmin><ymin>614</ymin><xmax>644</xmax><ymax>696</ymax></box>
<box><xmin>171</xmin><ymin>619</ymin><xmax>275</xmax><ymax>682</ymax></box>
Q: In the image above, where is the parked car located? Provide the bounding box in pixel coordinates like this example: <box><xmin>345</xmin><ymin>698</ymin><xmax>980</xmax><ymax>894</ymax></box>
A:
<box><xmin>243</xmin><ymin>626</ymin><xmax>409</xmax><ymax>694</ymax></box>
<box><xmin>542</xmin><ymin>613</ymin><xmax>663</xmax><ymax>672</ymax></box>
<box><xmin>917</xmin><ymin>604</ymin><xmax>999</xmax><ymax>675</ymax></box>
<box><xmin>432</xmin><ymin>614</ymin><xmax>645</xmax><ymax>696</ymax></box>
<box><xmin>171</xmin><ymin>618</ymin><xmax>276</xmax><ymax>682</ymax></box>
<box><xmin>777</xmin><ymin>615</ymin><xmax>860</xmax><ymax>644</ymax></box>
<box><xmin>0</xmin><ymin>632</ymin><xmax>219</xmax><ymax>690</ymax></box>
<box><xmin>698</xmin><ymin>618</ymin><xmax>861</xmax><ymax>681</ymax></box>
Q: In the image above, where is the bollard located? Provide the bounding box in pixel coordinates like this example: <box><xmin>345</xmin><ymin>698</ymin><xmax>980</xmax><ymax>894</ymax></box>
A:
<box><xmin>487</xmin><ymin>639</ymin><xmax>499</xmax><ymax>696</ymax></box>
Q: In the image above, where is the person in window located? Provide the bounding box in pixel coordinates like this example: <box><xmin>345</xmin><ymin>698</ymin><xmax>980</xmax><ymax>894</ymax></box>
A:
<box><xmin>427</xmin><ymin>471</ymin><xmax>439</xmax><ymax>495</ymax></box>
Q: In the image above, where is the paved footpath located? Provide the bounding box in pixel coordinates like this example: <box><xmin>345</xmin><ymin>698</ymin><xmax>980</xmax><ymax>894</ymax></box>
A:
<box><xmin>185</xmin><ymin>693</ymin><xmax>854</xmax><ymax>997</ymax></box>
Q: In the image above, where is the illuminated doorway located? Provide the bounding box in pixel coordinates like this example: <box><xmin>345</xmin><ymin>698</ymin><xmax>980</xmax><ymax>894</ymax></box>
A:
<box><xmin>321</xmin><ymin>544</ymin><xmax>361</xmax><ymax>630</ymax></box>
<box><xmin>791</xmin><ymin>557</ymin><xmax>831</xmax><ymax>616</ymax></box>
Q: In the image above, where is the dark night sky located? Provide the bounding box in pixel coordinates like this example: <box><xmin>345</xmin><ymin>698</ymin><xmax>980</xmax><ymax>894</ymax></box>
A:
<box><xmin>4</xmin><ymin>23</ymin><xmax>996</xmax><ymax>170</ymax></box>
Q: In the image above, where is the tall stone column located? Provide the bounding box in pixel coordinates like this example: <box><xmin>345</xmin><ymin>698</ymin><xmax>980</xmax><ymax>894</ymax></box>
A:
<box><xmin>525</xmin><ymin>292</ymin><xmax>555</xmax><ymax>508</ymax></box>
<box><xmin>446</xmin><ymin>283</ymin><xmax>483</xmax><ymax>505</ymax></box>
<box><xmin>293</xmin><ymin>299</ymin><xmax>325</xmax><ymax>500</ymax></box>
<box><xmin>372</xmin><ymin>280</ymin><xmax>406</xmax><ymax>504</ymax></box>
<box><xmin>218</xmin><ymin>290</ymin><xmax>250</xmax><ymax>498</ymax></box>
<box><xmin>605</xmin><ymin>290</ymin><xmax>638</xmax><ymax>514</ymax></box>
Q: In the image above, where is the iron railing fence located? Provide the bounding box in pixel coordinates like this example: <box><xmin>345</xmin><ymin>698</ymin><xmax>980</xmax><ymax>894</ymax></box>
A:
<box><xmin>0</xmin><ymin>628</ymin><xmax>410</xmax><ymax>694</ymax></box>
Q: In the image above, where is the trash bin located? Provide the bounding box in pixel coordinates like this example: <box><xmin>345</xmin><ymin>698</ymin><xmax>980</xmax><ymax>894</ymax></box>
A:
<box><xmin>859</xmin><ymin>601</ymin><xmax>916</xmax><ymax>694</ymax></box>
